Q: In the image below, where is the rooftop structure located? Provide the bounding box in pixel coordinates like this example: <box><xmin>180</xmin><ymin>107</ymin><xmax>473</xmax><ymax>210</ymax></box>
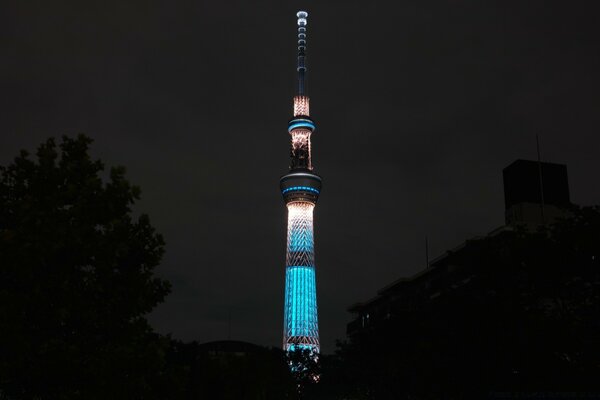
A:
<box><xmin>503</xmin><ymin>159</ymin><xmax>570</xmax><ymax>226</ymax></box>
<box><xmin>347</xmin><ymin>159</ymin><xmax>572</xmax><ymax>336</ymax></box>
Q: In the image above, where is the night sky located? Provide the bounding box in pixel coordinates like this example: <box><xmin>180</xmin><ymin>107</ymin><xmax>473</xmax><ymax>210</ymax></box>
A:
<box><xmin>2</xmin><ymin>1</ymin><xmax>599</xmax><ymax>353</ymax></box>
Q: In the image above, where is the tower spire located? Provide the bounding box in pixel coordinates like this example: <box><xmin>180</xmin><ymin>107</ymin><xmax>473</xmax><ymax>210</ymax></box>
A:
<box><xmin>296</xmin><ymin>11</ymin><xmax>308</xmax><ymax>96</ymax></box>
<box><xmin>289</xmin><ymin>10</ymin><xmax>314</xmax><ymax>170</ymax></box>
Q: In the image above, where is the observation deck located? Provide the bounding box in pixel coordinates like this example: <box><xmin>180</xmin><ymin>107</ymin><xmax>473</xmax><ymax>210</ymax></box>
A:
<box><xmin>280</xmin><ymin>171</ymin><xmax>321</xmax><ymax>204</ymax></box>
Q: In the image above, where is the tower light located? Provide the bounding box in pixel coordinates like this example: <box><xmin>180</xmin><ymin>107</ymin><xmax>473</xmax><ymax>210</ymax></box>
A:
<box><xmin>280</xmin><ymin>10</ymin><xmax>321</xmax><ymax>355</ymax></box>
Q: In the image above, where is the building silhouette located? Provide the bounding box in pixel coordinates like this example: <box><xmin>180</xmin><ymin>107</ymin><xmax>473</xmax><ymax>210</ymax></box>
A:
<box><xmin>347</xmin><ymin>159</ymin><xmax>572</xmax><ymax>336</ymax></box>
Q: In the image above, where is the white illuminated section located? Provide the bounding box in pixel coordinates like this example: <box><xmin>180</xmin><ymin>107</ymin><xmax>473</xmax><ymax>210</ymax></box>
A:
<box><xmin>293</xmin><ymin>96</ymin><xmax>310</xmax><ymax>116</ymax></box>
<box><xmin>291</xmin><ymin>129</ymin><xmax>310</xmax><ymax>148</ymax></box>
<box><xmin>286</xmin><ymin>202</ymin><xmax>315</xmax><ymax>267</ymax></box>
<box><xmin>292</xmin><ymin>96</ymin><xmax>312</xmax><ymax>169</ymax></box>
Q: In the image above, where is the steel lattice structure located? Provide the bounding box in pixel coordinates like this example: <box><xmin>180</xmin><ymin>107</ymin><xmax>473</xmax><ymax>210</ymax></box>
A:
<box><xmin>280</xmin><ymin>11</ymin><xmax>321</xmax><ymax>354</ymax></box>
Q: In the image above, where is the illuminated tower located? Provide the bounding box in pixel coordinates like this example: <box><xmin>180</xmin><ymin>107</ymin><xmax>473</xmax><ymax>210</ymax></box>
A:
<box><xmin>280</xmin><ymin>11</ymin><xmax>321</xmax><ymax>354</ymax></box>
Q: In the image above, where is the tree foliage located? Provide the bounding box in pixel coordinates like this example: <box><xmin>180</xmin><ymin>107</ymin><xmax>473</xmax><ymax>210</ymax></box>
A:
<box><xmin>0</xmin><ymin>135</ymin><xmax>174</xmax><ymax>399</ymax></box>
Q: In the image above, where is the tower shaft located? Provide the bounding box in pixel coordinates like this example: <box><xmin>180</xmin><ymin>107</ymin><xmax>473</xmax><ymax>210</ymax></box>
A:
<box><xmin>280</xmin><ymin>11</ymin><xmax>321</xmax><ymax>354</ymax></box>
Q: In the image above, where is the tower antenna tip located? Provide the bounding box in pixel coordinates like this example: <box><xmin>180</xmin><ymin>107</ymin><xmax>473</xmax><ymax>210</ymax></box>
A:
<box><xmin>297</xmin><ymin>11</ymin><xmax>308</xmax><ymax>25</ymax></box>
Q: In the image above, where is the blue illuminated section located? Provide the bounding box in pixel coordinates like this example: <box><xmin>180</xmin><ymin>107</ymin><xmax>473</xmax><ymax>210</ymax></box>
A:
<box><xmin>284</xmin><ymin>266</ymin><xmax>318</xmax><ymax>338</ymax></box>
<box><xmin>282</xmin><ymin>186</ymin><xmax>320</xmax><ymax>195</ymax></box>
<box><xmin>288</xmin><ymin>120</ymin><xmax>316</xmax><ymax>132</ymax></box>
<box><xmin>288</xmin><ymin>343</ymin><xmax>314</xmax><ymax>352</ymax></box>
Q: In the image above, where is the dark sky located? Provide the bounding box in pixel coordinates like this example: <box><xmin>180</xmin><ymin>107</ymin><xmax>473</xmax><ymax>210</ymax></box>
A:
<box><xmin>2</xmin><ymin>0</ymin><xmax>599</xmax><ymax>353</ymax></box>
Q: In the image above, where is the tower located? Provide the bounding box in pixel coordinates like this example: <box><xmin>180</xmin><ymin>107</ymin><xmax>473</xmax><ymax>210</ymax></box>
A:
<box><xmin>281</xmin><ymin>11</ymin><xmax>321</xmax><ymax>354</ymax></box>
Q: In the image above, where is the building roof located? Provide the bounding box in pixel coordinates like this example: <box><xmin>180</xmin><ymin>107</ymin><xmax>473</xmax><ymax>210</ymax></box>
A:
<box><xmin>347</xmin><ymin>225</ymin><xmax>511</xmax><ymax>314</ymax></box>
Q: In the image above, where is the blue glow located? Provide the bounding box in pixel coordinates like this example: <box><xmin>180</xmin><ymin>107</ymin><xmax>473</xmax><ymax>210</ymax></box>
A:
<box><xmin>288</xmin><ymin>344</ymin><xmax>314</xmax><ymax>352</ymax></box>
<box><xmin>284</xmin><ymin>266</ymin><xmax>318</xmax><ymax>338</ymax></box>
<box><xmin>282</xmin><ymin>186</ymin><xmax>320</xmax><ymax>195</ymax></box>
<box><xmin>288</xmin><ymin>121</ymin><xmax>316</xmax><ymax>131</ymax></box>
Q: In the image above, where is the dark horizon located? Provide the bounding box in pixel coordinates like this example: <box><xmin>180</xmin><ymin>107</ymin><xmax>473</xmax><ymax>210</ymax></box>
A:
<box><xmin>2</xmin><ymin>0</ymin><xmax>600</xmax><ymax>353</ymax></box>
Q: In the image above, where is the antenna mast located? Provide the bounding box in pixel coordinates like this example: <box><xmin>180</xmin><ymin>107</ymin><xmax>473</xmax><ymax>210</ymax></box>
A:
<box><xmin>296</xmin><ymin>11</ymin><xmax>308</xmax><ymax>96</ymax></box>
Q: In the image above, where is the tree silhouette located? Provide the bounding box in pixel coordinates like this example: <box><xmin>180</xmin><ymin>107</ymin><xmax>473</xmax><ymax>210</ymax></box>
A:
<box><xmin>0</xmin><ymin>135</ymin><xmax>175</xmax><ymax>399</ymax></box>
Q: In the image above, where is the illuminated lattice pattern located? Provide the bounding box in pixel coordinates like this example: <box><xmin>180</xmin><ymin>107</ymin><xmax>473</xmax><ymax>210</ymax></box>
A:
<box><xmin>290</xmin><ymin>94</ymin><xmax>312</xmax><ymax>170</ymax></box>
<box><xmin>290</xmin><ymin>129</ymin><xmax>312</xmax><ymax>170</ymax></box>
<box><xmin>283</xmin><ymin>202</ymin><xmax>319</xmax><ymax>352</ymax></box>
<box><xmin>294</xmin><ymin>95</ymin><xmax>310</xmax><ymax>116</ymax></box>
<box><xmin>286</xmin><ymin>202</ymin><xmax>315</xmax><ymax>266</ymax></box>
